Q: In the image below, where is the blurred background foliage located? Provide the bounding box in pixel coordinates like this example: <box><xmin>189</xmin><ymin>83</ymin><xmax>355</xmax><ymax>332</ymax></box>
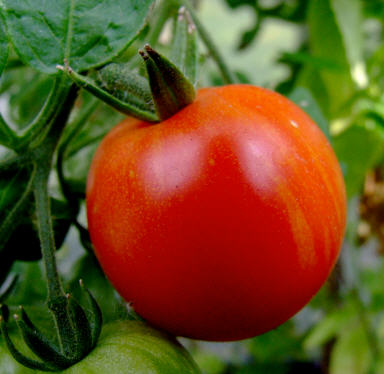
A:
<box><xmin>1</xmin><ymin>0</ymin><xmax>384</xmax><ymax>373</ymax></box>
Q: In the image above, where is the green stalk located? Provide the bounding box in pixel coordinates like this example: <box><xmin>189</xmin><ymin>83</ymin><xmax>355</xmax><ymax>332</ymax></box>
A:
<box><xmin>180</xmin><ymin>0</ymin><xmax>236</xmax><ymax>84</ymax></box>
<box><xmin>147</xmin><ymin>0</ymin><xmax>178</xmax><ymax>46</ymax></box>
<box><xmin>33</xmin><ymin>162</ymin><xmax>64</xmax><ymax>299</ymax></box>
<box><xmin>31</xmin><ymin>78</ymin><xmax>77</xmax><ymax>300</ymax></box>
<box><xmin>32</xmin><ymin>80</ymin><xmax>79</xmax><ymax>355</ymax></box>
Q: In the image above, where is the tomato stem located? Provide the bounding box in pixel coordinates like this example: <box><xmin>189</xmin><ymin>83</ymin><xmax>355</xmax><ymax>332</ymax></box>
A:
<box><xmin>147</xmin><ymin>0</ymin><xmax>179</xmax><ymax>46</ymax></box>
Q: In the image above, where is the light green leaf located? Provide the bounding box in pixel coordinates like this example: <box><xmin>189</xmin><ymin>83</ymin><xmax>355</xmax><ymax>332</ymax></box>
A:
<box><xmin>331</xmin><ymin>0</ymin><xmax>367</xmax><ymax>87</ymax></box>
<box><xmin>330</xmin><ymin>326</ymin><xmax>372</xmax><ymax>374</ymax></box>
<box><xmin>304</xmin><ymin>309</ymin><xmax>353</xmax><ymax>350</ymax></box>
<box><xmin>305</xmin><ymin>0</ymin><xmax>360</xmax><ymax>117</ymax></box>
<box><xmin>1</xmin><ymin>0</ymin><xmax>155</xmax><ymax>74</ymax></box>
<box><xmin>171</xmin><ymin>7</ymin><xmax>198</xmax><ymax>85</ymax></box>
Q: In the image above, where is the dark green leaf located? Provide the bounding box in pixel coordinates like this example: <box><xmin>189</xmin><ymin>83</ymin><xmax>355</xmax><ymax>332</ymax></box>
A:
<box><xmin>5</xmin><ymin>198</ymin><xmax>76</xmax><ymax>262</ymax></box>
<box><xmin>224</xmin><ymin>0</ymin><xmax>255</xmax><ymax>9</ymax></box>
<box><xmin>9</xmin><ymin>73</ymin><xmax>54</xmax><ymax>131</ymax></box>
<box><xmin>0</xmin><ymin>275</ymin><xmax>18</xmax><ymax>304</ymax></box>
<box><xmin>1</xmin><ymin>0</ymin><xmax>155</xmax><ymax>74</ymax></box>
<box><xmin>0</xmin><ymin>164</ymin><xmax>33</xmax><ymax>256</ymax></box>
<box><xmin>0</xmin><ymin>18</ymin><xmax>9</xmax><ymax>76</ymax></box>
<box><xmin>62</xmin><ymin>95</ymin><xmax>124</xmax><ymax>193</ymax></box>
<box><xmin>6</xmin><ymin>262</ymin><xmax>46</xmax><ymax>307</ymax></box>
<box><xmin>248</xmin><ymin>321</ymin><xmax>304</xmax><ymax>363</ymax></box>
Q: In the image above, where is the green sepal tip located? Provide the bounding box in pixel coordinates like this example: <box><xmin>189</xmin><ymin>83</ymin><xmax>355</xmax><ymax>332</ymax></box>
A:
<box><xmin>139</xmin><ymin>44</ymin><xmax>196</xmax><ymax>121</ymax></box>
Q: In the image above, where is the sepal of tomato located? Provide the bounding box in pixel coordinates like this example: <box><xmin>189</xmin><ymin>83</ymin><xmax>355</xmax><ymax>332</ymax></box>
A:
<box><xmin>87</xmin><ymin>84</ymin><xmax>347</xmax><ymax>341</ymax></box>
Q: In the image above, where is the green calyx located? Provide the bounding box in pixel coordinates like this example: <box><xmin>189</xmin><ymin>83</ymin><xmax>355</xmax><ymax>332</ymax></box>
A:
<box><xmin>58</xmin><ymin>6</ymin><xmax>198</xmax><ymax>123</ymax></box>
<box><xmin>0</xmin><ymin>281</ymin><xmax>102</xmax><ymax>372</ymax></box>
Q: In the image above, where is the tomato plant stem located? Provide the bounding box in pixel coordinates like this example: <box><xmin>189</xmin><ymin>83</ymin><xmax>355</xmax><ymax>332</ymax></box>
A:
<box><xmin>180</xmin><ymin>0</ymin><xmax>236</xmax><ymax>84</ymax></box>
<box><xmin>32</xmin><ymin>77</ymin><xmax>78</xmax><ymax>301</ymax></box>
<box><xmin>33</xmin><ymin>162</ymin><xmax>64</xmax><ymax>299</ymax></box>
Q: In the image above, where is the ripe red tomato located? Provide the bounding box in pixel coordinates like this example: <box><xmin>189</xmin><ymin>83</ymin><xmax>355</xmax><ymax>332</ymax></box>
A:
<box><xmin>86</xmin><ymin>84</ymin><xmax>346</xmax><ymax>341</ymax></box>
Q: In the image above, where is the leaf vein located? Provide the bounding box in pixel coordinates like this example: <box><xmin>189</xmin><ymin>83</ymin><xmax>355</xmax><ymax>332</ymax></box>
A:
<box><xmin>64</xmin><ymin>0</ymin><xmax>75</xmax><ymax>61</ymax></box>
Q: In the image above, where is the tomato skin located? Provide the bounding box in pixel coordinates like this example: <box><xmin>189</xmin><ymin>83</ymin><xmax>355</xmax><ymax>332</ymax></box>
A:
<box><xmin>87</xmin><ymin>84</ymin><xmax>346</xmax><ymax>341</ymax></box>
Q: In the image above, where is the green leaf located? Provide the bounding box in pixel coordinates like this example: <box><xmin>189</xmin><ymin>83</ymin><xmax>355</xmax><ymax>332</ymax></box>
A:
<box><xmin>9</xmin><ymin>73</ymin><xmax>54</xmax><ymax>131</ymax></box>
<box><xmin>329</xmin><ymin>326</ymin><xmax>372</xmax><ymax>374</ymax></box>
<box><xmin>1</xmin><ymin>0</ymin><xmax>155</xmax><ymax>74</ymax></box>
<box><xmin>248</xmin><ymin>321</ymin><xmax>304</xmax><ymax>362</ymax></box>
<box><xmin>331</xmin><ymin>0</ymin><xmax>366</xmax><ymax>87</ymax></box>
<box><xmin>4</xmin><ymin>197</ymin><xmax>76</xmax><ymax>262</ymax></box>
<box><xmin>0</xmin><ymin>164</ymin><xmax>33</xmax><ymax>257</ymax></box>
<box><xmin>333</xmin><ymin>122</ymin><xmax>384</xmax><ymax>198</ymax></box>
<box><xmin>62</xmin><ymin>95</ymin><xmax>124</xmax><ymax>193</ymax></box>
<box><xmin>304</xmin><ymin>0</ymin><xmax>359</xmax><ymax>116</ymax></box>
<box><xmin>6</xmin><ymin>262</ymin><xmax>47</xmax><ymax>307</ymax></box>
<box><xmin>303</xmin><ymin>308</ymin><xmax>353</xmax><ymax>350</ymax></box>
<box><xmin>0</xmin><ymin>17</ymin><xmax>9</xmax><ymax>76</ymax></box>
<box><xmin>288</xmin><ymin>86</ymin><xmax>330</xmax><ymax>140</ymax></box>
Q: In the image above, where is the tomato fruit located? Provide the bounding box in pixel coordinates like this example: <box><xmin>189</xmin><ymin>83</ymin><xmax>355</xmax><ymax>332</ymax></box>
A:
<box><xmin>0</xmin><ymin>335</ymin><xmax>35</xmax><ymax>374</ymax></box>
<box><xmin>63</xmin><ymin>321</ymin><xmax>201</xmax><ymax>374</ymax></box>
<box><xmin>86</xmin><ymin>84</ymin><xmax>346</xmax><ymax>341</ymax></box>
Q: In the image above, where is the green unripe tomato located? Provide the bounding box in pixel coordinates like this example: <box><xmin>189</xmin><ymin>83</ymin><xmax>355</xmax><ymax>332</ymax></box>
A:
<box><xmin>63</xmin><ymin>321</ymin><xmax>201</xmax><ymax>374</ymax></box>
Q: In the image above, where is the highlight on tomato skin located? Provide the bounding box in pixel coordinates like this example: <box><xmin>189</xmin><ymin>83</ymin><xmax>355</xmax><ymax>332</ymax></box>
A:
<box><xmin>86</xmin><ymin>84</ymin><xmax>347</xmax><ymax>342</ymax></box>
